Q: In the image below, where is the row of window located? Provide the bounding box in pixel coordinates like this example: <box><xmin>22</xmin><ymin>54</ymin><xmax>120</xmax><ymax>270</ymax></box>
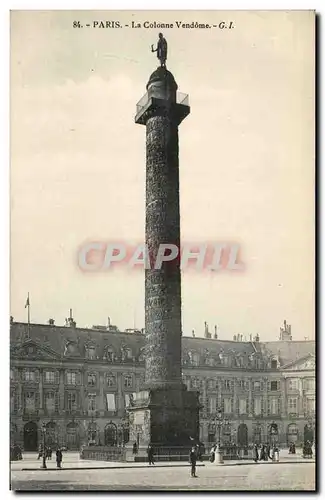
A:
<box><xmin>187</xmin><ymin>378</ymin><xmax>315</xmax><ymax>392</ymax></box>
<box><xmin>206</xmin><ymin>396</ymin><xmax>316</xmax><ymax>416</ymax></box>
<box><xmin>11</xmin><ymin>391</ymin><xmax>131</xmax><ymax>413</ymax></box>
<box><xmin>184</xmin><ymin>351</ymin><xmax>273</xmax><ymax>369</ymax></box>
<box><xmin>10</xmin><ymin>369</ymin><xmax>134</xmax><ymax>388</ymax></box>
<box><xmin>11</xmin><ymin>369</ymin><xmax>316</xmax><ymax>392</ymax></box>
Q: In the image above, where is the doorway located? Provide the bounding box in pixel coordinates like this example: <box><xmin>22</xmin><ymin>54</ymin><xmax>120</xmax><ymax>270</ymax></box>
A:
<box><xmin>24</xmin><ymin>421</ymin><xmax>38</xmax><ymax>451</ymax></box>
<box><xmin>237</xmin><ymin>423</ymin><xmax>248</xmax><ymax>447</ymax></box>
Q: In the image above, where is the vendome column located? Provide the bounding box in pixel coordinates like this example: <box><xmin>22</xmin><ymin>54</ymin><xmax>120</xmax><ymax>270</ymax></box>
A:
<box><xmin>126</xmin><ymin>63</ymin><xmax>200</xmax><ymax>459</ymax></box>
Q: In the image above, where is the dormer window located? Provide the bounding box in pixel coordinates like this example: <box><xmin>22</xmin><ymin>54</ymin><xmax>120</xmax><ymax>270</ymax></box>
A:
<box><xmin>121</xmin><ymin>345</ymin><xmax>133</xmax><ymax>361</ymax></box>
<box><xmin>188</xmin><ymin>351</ymin><xmax>199</xmax><ymax>366</ymax></box>
<box><xmin>105</xmin><ymin>348</ymin><xmax>114</xmax><ymax>362</ymax></box>
<box><xmin>138</xmin><ymin>348</ymin><xmax>146</xmax><ymax>362</ymax></box>
<box><xmin>271</xmin><ymin>359</ymin><xmax>277</xmax><ymax>369</ymax></box>
<box><xmin>223</xmin><ymin>356</ymin><xmax>230</xmax><ymax>367</ymax></box>
<box><xmin>85</xmin><ymin>345</ymin><xmax>96</xmax><ymax>360</ymax></box>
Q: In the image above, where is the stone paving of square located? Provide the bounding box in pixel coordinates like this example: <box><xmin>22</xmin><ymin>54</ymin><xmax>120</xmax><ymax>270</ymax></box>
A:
<box><xmin>10</xmin><ymin>453</ymin><xmax>316</xmax><ymax>491</ymax></box>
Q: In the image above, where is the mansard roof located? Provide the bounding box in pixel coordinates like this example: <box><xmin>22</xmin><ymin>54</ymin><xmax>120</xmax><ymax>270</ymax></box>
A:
<box><xmin>260</xmin><ymin>341</ymin><xmax>316</xmax><ymax>367</ymax></box>
<box><xmin>9</xmin><ymin>321</ymin><xmax>315</xmax><ymax>367</ymax></box>
<box><xmin>10</xmin><ymin>322</ymin><xmax>145</xmax><ymax>361</ymax></box>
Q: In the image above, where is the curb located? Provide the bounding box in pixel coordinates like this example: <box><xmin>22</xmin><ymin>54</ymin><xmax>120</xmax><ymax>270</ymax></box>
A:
<box><xmin>20</xmin><ymin>461</ymin><xmax>315</xmax><ymax>472</ymax></box>
<box><xmin>21</xmin><ymin>464</ymin><xmax>206</xmax><ymax>471</ymax></box>
<box><xmin>206</xmin><ymin>460</ymin><xmax>315</xmax><ymax>467</ymax></box>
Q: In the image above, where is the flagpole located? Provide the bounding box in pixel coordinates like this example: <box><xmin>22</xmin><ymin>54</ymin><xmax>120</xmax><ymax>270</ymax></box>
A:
<box><xmin>27</xmin><ymin>292</ymin><xmax>30</xmax><ymax>338</ymax></box>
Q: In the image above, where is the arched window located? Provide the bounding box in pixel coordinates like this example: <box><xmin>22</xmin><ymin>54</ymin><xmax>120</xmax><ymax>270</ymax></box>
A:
<box><xmin>104</xmin><ymin>422</ymin><xmax>117</xmax><ymax>446</ymax></box>
<box><xmin>287</xmin><ymin>423</ymin><xmax>299</xmax><ymax>440</ymax></box>
<box><xmin>253</xmin><ymin>425</ymin><xmax>262</xmax><ymax>444</ymax></box>
<box><xmin>46</xmin><ymin>421</ymin><xmax>58</xmax><ymax>447</ymax></box>
<box><xmin>88</xmin><ymin>422</ymin><xmax>98</xmax><ymax>445</ymax></box>
<box><xmin>66</xmin><ymin>421</ymin><xmax>79</xmax><ymax>449</ymax></box>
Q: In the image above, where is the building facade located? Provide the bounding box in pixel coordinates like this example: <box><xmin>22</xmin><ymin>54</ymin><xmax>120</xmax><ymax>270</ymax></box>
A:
<box><xmin>10</xmin><ymin>318</ymin><xmax>315</xmax><ymax>451</ymax></box>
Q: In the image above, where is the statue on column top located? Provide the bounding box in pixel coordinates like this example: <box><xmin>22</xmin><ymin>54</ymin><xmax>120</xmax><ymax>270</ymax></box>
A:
<box><xmin>151</xmin><ymin>33</ymin><xmax>167</xmax><ymax>68</ymax></box>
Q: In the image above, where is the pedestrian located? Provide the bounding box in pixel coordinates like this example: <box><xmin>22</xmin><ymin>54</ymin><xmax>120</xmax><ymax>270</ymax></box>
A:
<box><xmin>253</xmin><ymin>443</ymin><xmax>259</xmax><ymax>463</ymax></box>
<box><xmin>37</xmin><ymin>444</ymin><xmax>43</xmax><ymax>460</ymax></box>
<box><xmin>189</xmin><ymin>446</ymin><xmax>197</xmax><ymax>478</ymax></box>
<box><xmin>266</xmin><ymin>443</ymin><xmax>272</xmax><ymax>460</ymax></box>
<box><xmin>147</xmin><ymin>444</ymin><xmax>155</xmax><ymax>465</ymax></box>
<box><xmin>56</xmin><ymin>448</ymin><xmax>63</xmax><ymax>469</ymax></box>
<box><xmin>259</xmin><ymin>444</ymin><xmax>265</xmax><ymax>461</ymax></box>
<box><xmin>132</xmin><ymin>441</ymin><xmax>138</xmax><ymax>455</ymax></box>
<box><xmin>209</xmin><ymin>445</ymin><xmax>215</xmax><ymax>463</ymax></box>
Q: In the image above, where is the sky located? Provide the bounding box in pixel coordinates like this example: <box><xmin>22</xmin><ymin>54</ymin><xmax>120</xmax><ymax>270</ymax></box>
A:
<box><xmin>10</xmin><ymin>10</ymin><xmax>315</xmax><ymax>340</ymax></box>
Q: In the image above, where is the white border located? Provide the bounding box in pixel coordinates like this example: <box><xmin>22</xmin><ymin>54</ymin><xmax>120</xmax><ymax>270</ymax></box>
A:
<box><xmin>2</xmin><ymin>1</ymin><xmax>322</xmax><ymax>499</ymax></box>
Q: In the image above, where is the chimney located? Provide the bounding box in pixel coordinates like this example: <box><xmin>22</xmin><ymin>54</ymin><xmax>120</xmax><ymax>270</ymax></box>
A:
<box><xmin>233</xmin><ymin>335</ymin><xmax>237</xmax><ymax>341</ymax></box>
<box><xmin>250</xmin><ymin>334</ymin><xmax>252</xmax><ymax>341</ymax></box>
<box><xmin>107</xmin><ymin>316</ymin><xmax>111</xmax><ymax>329</ymax></box>
<box><xmin>255</xmin><ymin>334</ymin><xmax>260</xmax><ymax>342</ymax></box>
<box><xmin>284</xmin><ymin>319</ymin><xmax>287</xmax><ymax>330</ymax></box>
<box><xmin>48</xmin><ymin>318</ymin><xmax>55</xmax><ymax>326</ymax></box>
<box><xmin>192</xmin><ymin>329</ymin><xmax>195</xmax><ymax>338</ymax></box>
<box><xmin>241</xmin><ymin>334</ymin><xmax>243</xmax><ymax>342</ymax></box>
<box><xmin>214</xmin><ymin>325</ymin><xmax>218</xmax><ymax>339</ymax></box>
<box><xmin>66</xmin><ymin>309</ymin><xmax>76</xmax><ymax>328</ymax></box>
<box><xmin>141</xmin><ymin>328</ymin><xmax>145</xmax><ymax>335</ymax></box>
<box><xmin>10</xmin><ymin>316</ymin><xmax>14</xmax><ymax>324</ymax></box>
<box><xmin>204</xmin><ymin>321</ymin><xmax>211</xmax><ymax>339</ymax></box>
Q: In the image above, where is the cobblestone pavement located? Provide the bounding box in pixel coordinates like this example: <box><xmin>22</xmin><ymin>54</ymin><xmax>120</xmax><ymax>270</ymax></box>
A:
<box><xmin>11</xmin><ymin>462</ymin><xmax>316</xmax><ymax>491</ymax></box>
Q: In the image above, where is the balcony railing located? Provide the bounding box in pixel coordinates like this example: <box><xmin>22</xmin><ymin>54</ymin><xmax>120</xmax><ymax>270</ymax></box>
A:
<box><xmin>136</xmin><ymin>91</ymin><xmax>189</xmax><ymax>115</ymax></box>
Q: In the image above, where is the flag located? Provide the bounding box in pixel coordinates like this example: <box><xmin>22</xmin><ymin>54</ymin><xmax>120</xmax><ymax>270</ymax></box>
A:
<box><xmin>25</xmin><ymin>295</ymin><xmax>30</xmax><ymax>308</ymax></box>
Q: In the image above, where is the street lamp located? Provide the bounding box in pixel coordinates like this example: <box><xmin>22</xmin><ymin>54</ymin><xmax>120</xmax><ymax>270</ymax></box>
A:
<box><xmin>215</xmin><ymin>409</ymin><xmax>223</xmax><ymax>447</ymax></box>
<box><xmin>213</xmin><ymin>408</ymin><xmax>224</xmax><ymax>465</ymax></box>
<box><xmin>40</xmin><ymin>423</ymin><xmax>47</xmax><ymax>469</ymax></box>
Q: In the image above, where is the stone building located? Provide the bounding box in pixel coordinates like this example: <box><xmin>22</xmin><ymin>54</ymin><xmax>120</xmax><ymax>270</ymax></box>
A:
<box><xmin>10</xmin><ymin>317</ymin><xmax>315</xmax><ymax>451</ymax></box>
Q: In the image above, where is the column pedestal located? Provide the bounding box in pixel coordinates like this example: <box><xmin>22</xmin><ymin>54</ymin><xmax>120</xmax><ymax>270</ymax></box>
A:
<box><xmin>126</xmin><ymin>385</ymin><xmax>200</xmax><ymax>461</ymax></box>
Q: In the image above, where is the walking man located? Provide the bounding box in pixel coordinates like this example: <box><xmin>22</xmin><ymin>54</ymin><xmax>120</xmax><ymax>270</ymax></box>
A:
<box><xmin>56</xmin><ymin>447</ymin><xmax>63</xmax><ymax>469</ymax></box>
<box><xmin>253</xmin><ymin>443</ymin><xmax>259</xmax><ymax>463</ymax></box>
<box><xmin>147</xmin><ymin>444</ymin><xmax>155</xmax><ymax>465</ymax></box>
<box><xmin>189</xmin><ymin>446</ymin><xmax>198</xmax><ymax>478</ymax></box>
